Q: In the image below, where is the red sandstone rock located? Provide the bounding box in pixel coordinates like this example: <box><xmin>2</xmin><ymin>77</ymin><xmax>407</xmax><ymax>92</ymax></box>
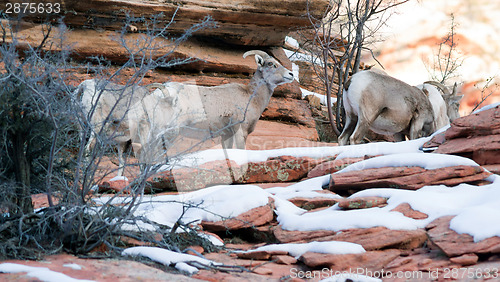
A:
<box><xmin>99</xmin><ymin>179</ymin><xmax>130</xmax><ymax>193</ymax></box>
<box><xmin>329</xmin><ymin>165</ymin><xmax>492</xmax><ymax>193</ymax></box>
<box><xmin>272</xmin><ymin>255</ymin><xmax>297</xmax><ymax>265</ymax></box>
<box><xmin>262</xmin><ymin>97</ymin><xmax>316</xmax><ymax>128</ymax></box>
<box><xmin>435</xmin><ymin>135</ymin><xmax>500</xmax><ymax>156</ymax></box>
<box><xmin>201</xmin><ymin>252</ymin><xmax>301</xmax><ymax>280</ymax></box>
<box><xmin>148</xmin><ymin>159</ymin><xmax>237</xmax><ymax>191</ymax></box>
<box><xmin>338</xmin><ymin>196</ymin><xmax>388</xmax><ymax>210</ymax></box>
<box><xmin>307</xmin><ymin>157</ymin><xmax>365</xmax><ymax>178</ymax></box>
<box><xmin>251</xmin><ymin>266</ymin><xmax>274</xmax><ymax>275</ymax></box>
<box><xmin>424</xmin><ymin>105</ymin><xmax>500</xmax><ymax>166</ymax></box>
<box><xmin>236</xmin><ymin>250</ymin><xmax>288</xmax><ymax>260</ymax></box>
<box><xmin>299</xmin><ymin>249</ymin><xmax>401</xmax><ymax>272</ymax></box>
<box><xmin>0</xmin><ymin>253</ymin><xmax>193</xmax><ymax>281</ymax></box>
<box><xmin>473</xmin><ymin>150</ymin><xmax>500</xmax><ymax>166</ymax></box>
<box><xmin>450</xmin><ymin>253</ymin><xmax>479</xmax><ymax>266</ymax></box>
<box><xmin>185</xmin><ymin>246</ymin><xmax>205</xmax><ymax>256</ymax></box>
<box><xmin>201</xmin><ymin>198</ymin><xmax>275</xmax><ymax>232</ymax></box>
<box><xmin>239</xmin><ymin>156</ymin><xmax>322</xmax><ymax>184</ymax></box>
<box><xmin>483</xmin><ymin>164</ymin><xmax>500</xmax><ymax>175</ymax></box>
<box><xmin>423</xmin><ymin>131</ymin><xmax>447</xmax><ymax>148</ymax></box>
<box><xmin>288</xmin><ymin>196</ymin><xmax>341</xmax><ymax>210</ymax></box>
<box><xmin>254</xmin><ymin>182</ymin><xmax>297</xmax><ymax>189</ymax></box>
<box><xmin>426</xmin><ymin>216</ymin><xmax>500</xmax><ymax>257</ymax></box>
<box><xmin>273</xmin><ymin>226</ymin><xmax>337</xmax><ymax>244</ymax></box>
<box><xmin>274</xmin><ymin>226</ymin><xmax>427</xmax><ymax>251</ymax></box>
<box><xmin>444</xmin><ymin>105</ymin><xmax>500</xmax><ymax>140</ymax></box>
<box><xmin>391</xmin><ymin>203</ymin><xmax>429</xmax><ymax>220</ymax></box>
<box><xmin>384</xmin><ymin>248</ymin><xmax>455</xmax><ymax>274</ymax></box>
<box><xmin>31</xmin><ymin>193</ymin><xmax>59</xmax><ymax>209</ymax></box>
<box><xmin>39</xmin><ymin>0</ymin><xmax>331</xmax><ymax>46</ymax></box>
<box><xmin>305</xmin><ymin>94</ymin><xmax>322</xmax><ymax>109</ymax></box>
<box><xmin>326</xmin><ymin>227</ymin><xmax>428</xmax><ymax>251</ymax></box>
<box><xmin>247</xmin><ymin>120</ymin><xmax>324</xmax><ymax>150</ymax></box>
<box><xmin>148</xmin><ymin>155</ymin><xmax>323</xmax><ymax>191</ymax></box>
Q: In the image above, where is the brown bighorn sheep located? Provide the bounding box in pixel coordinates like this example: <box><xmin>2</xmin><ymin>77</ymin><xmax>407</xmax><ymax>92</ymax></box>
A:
<box><xmin>338</xmin><ymin>70</ymin><xmax>437</xmax><ymax>145</ymax></box>
<box><xmin>77</xmin><ymin>50</ymin><xmax>294</xmax><ymax>175</ymax></box>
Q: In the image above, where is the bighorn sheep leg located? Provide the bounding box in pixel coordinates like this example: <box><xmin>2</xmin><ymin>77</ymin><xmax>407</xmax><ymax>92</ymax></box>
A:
<box><xmin>116</xmin><ymin>142</ymin><xmax>126</xmax><ymax>177</ymax></box>
<box><xmin>349</xmin><ymin>100</ymin><xmax>383</xmax><ymax>145</ymax></box>
<box><xmin>408</xmin><ymin>116</ymin><xmax>426</xmax><ymax>140</ymax></box>
<box><xmin>338</xmin><ymin>113</ymin><xmax>357</xmax><ymax>146</ymax></box>
<box><xmin>233</xmin><ymin>125</ymin><xmax>246</xmax><ymax>150</ymax></box>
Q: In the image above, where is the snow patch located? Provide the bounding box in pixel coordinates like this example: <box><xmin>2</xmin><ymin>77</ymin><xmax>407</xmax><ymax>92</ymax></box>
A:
<box><xmin>63</xmin><ymin>263</ymin><xmax>83</xmax><ymax>270</ymax></box>
<box><xmin>0</xmin><ymin>263</ymin><xmax>94</xmax><ymax>282</ymax></box>
<box><xmin>336</xmin><ymin>137</ymin><xmax>430</xmax><ymax>159</ymax></box>
<box><xmin>320</xmin><ymin>273</ymin><xmax>382</xmax><ymax>282</ymax></box>
<box><xmin>472</xmin><ymin>101</ymin><xmax>500</xmax><ymax>114</ymax></box>
<box><xmin>337</xmin><ymin>153</ymin><xmax>479</xmax><ymax>173</ymax></box>
<box><xmin>285</xmin><ymin>36</ymin><xmax>300</xmax><ymax>49</ymax></box>
<box><xmin>240</xmin><ymin>241</ymin><xmax>365</xmax><ymax>259</ymax></box>
<box><xmin>109</xmin><ymin>175</ymin><xmax>128</xmax><ymax>182</ymax></box>
<box><xmin>122</xmin><ymin>246</ymin><xmax>219</xmax><ymax>275</ymax></box>
<box><xmin>301</xmin><ymin>88</ymin><xmax>337</xmax><ymax>106</ymax></box>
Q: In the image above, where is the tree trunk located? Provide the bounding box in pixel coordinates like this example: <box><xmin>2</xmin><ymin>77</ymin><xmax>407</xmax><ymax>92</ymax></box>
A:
<box><xmin>12</xmin><ymin>132</ymin><xmax>34</xmax><ymax>215</ymax></box>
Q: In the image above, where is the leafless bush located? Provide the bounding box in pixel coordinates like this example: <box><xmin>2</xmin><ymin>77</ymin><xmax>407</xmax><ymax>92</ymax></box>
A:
<box><xmin>470</xmin><ymin>76</ymin><xmax>499</xmax><ymax>113</ymax></box>
<box><xmin>425</xmin><ymin>14</ymin><xmax>463</xmax><ymax>84</ymax></box>
<box><xmin>0</xmin><ymin>10</ymin><xmax>226</xmax><ymax>259</ymax></box>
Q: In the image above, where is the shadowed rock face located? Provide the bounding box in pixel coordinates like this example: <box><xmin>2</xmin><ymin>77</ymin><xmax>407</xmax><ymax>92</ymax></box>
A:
<box><xmin>1</xmin><ymin>0</ymin><xmax>330</xmax><ymax>46</ymax></box>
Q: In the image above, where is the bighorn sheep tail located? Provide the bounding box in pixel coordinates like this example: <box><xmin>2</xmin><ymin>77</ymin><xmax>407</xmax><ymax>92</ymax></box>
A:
<box><xmin>243</xmin><ymin>50</ymin><xmax>270</xmax><ymax>59</ymax></box>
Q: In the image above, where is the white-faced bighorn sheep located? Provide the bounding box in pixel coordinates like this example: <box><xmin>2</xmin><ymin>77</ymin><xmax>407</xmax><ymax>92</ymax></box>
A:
<box><xmin>338</xmin><ymin>70</ymin><xmax>462</xmax><ymax>145</ymax></box>
<box><xmin>417</xmin><ymin>81</ymin><xmax>462</xmax><ymax>122</ymax></box>
<box><xmin>76</xmin><ymin>50</ymin><xmax>294</xmax><ymax>175</ymax></box>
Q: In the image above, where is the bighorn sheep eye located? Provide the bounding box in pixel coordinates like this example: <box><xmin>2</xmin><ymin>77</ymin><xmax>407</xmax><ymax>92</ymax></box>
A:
<box><xmin>267</xmin><ymin>62</ymin><xmax>275</xmax><ymax>68</ymax></box>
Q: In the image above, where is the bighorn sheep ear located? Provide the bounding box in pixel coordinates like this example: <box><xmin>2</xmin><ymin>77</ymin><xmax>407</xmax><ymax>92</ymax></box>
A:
<box><xmin>254</xmin><ymin>55</ymin><xmax>265</xmax><ymax>66</ymax></box>
<box><xmin>243</xmin><ymin>50</ymin><xmax>270</xmax><ymax>67</ymax></box>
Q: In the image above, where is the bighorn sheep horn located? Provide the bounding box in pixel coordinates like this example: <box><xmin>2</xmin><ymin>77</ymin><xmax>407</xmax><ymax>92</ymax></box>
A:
<box><xmin>145</xmin><ymin>83</ymin><xmax>165</xmax><ymax>91</ymax></box>
<box><xmin>243</xmin><ymin>50</ymin><xmax>270</xmax><ymax>59</ymax></box>
<box><xmin>145</xmin><ymin>83</ymin><xmax>176</xmax><ymax>104</ymax></box>
<box><xmin>423</xmin><ymin>81</ymin><xmax>450</xmax><ymax>96</ymax></box>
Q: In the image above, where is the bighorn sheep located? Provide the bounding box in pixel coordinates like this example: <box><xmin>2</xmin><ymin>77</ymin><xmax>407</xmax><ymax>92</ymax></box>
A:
<box><xmin>338</xmin><ymin>70</ymin><xmax>438</xmax><ymax>145</ymax></box>
<box><xmin>75</xmin><ymin>79</ymin><xmax>169</xmax><ymax>176</ymax></box>
<box><xmin>76</xmin><ymin>50</ymin><xmax>294</xmax><ymax>175</ymax></box>
<box><xmin>137</xmin><ymin>50</ymin><xmax>294</xmax><ymax>149</ymax></box>
<box><xmin>418</xmin><ymin>81</ymin><xmax>462</xmax><ymax>122</ymax></box>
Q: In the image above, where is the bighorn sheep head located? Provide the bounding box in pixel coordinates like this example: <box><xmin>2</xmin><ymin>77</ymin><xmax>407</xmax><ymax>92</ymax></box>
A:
<box><xmin>423</xmin><ymin>81</ymin><xmax>463</xmax><ymax>121</ymax></box>
<box><xmin>243</xmin><ymin>50</ymin><xmax>294</xmax><ymax>87</ymax></box>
